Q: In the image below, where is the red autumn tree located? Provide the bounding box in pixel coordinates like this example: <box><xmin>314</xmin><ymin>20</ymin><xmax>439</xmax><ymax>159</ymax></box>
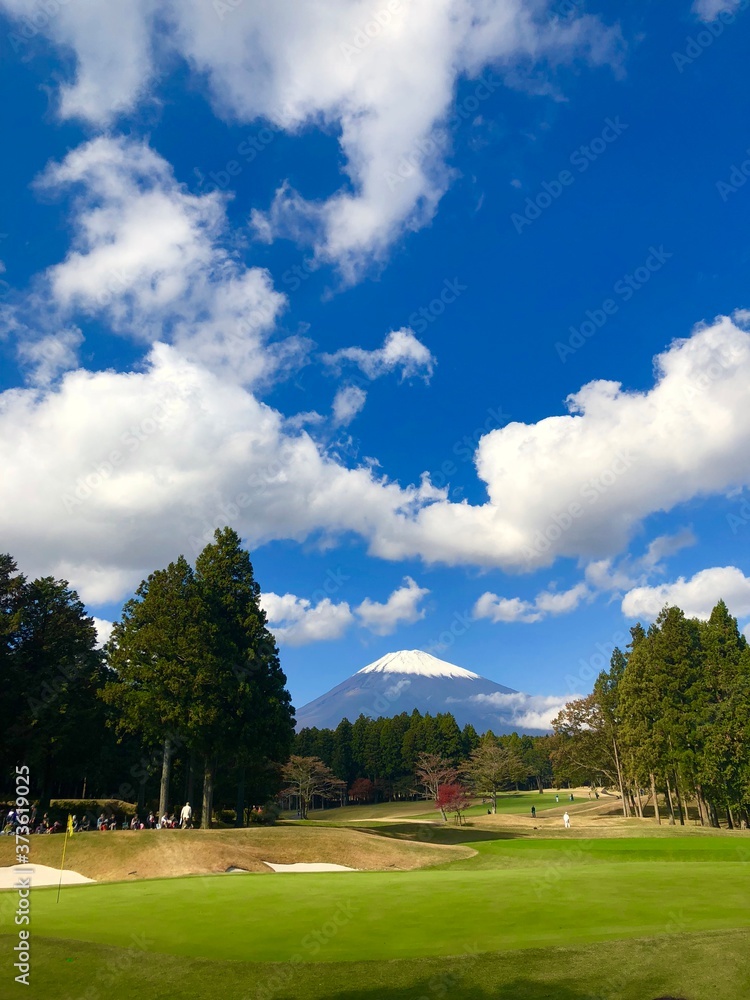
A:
<box><xmin>436</xmin><ymin>783</ymin><xmax>472</xmax><ymax>825</ymax></box>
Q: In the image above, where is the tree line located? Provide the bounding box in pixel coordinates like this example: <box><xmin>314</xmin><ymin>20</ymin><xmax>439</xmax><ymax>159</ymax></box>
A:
<box><xmin>0</xmin><ymin>529</ymin><xmax>295</xmax><ymax>826</ymax></box>
<box><xmin>551</xmin><ymin>601</ymin><xmax>750</xmax><ymax>827</ymax></box>
<box><xmin>293</xmin><ymin>711</ymin><xmax>554</xmax><ymax>804</ymax></box>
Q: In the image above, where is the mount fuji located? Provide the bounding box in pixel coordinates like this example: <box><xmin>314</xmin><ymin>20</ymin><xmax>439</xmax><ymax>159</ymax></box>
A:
<box><xmin>295</xmin><ymin>650</ymin><xmax>558</xmax><ymax>735</ymax></box>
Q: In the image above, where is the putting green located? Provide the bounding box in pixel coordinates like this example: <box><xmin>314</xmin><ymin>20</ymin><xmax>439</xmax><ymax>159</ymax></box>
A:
<box><xmin>25</xmin><ymin>860</ymin><xmax>750</xmax><ymax>963</ymax></box>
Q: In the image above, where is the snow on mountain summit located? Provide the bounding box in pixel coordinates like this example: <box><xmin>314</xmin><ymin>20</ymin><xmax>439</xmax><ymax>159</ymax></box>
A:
<box><xmin>356</xmin><ymin>649</ymin><xmax>481</xmax><ymax>680</ymax></box>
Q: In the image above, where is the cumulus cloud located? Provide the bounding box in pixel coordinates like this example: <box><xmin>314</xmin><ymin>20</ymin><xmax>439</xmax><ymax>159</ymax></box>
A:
<box><xmin>11</xmin><ymin>136</ymin><xmax>299</xmax><ymax>387</ymax></box>
<box><xmin>323</xmin><ymin>328</ymin><xmax>435</xmax><ymax>382</ymax></box>
<box><xmin>92</xmin><ymin>617</ymin><xmax>114</xmax><ymax>648</ymax></box>
<box><xmin>261</xmin><ymin>576</ymin><xmax>430</xmax><ymax>644</ymax></box>
<box><xmin>355</xmin><ymin>576</ymin><xmax>430</xmax><ymax>635</ymax></box>
<box><xmin>691</xmin><ymin>0</ymin><xmax>740</xmax><ymax>21</ymax></box>
<box><xmin>5</xmin><ymin>306</ymin><xmax>750</xmax><ymax>606</ymax></box>
<box><xmin>380</xmin><ymin>313</ymin><xmax>750</xmax><ymax>570</ymax></box>
<box><xmin>0</xmin><ymin>341</ymin><xmax>448</xmax><ymax>604</ymax></box>
<box><xmin>584</xmin><ymin>529</ymin><xmax>697</xmax><ymax>594</ymax></box>
<box><xmin>473</xmin><ymin>582</ymin><xmax>590</xmax><ymax>624</ymax></box>
<box><xmin>16</xmin><ymin>328</ymin><xmax>83</xmax><ymax>386</ymax></box>
<box><xmin>621</xmin><ymin>566</ymin><xmax>750</xmax><ymax>622</ymax></box>
<box><xmin>462</xmin><ymin>691</ymin><xmax>579</xmax><ymax>731</ymax></box>
<box><xmin>0</xmin><ymin>0</ymin><xmax>623</xmax><ymax>276</ymax></box>
<box><xmin>332</xmin><ymin>385</ymin><xmax>367</xmax><ymax>426</ymax></box>
<box><xmin>261</xmin><ymin>592</ymin><xmax>354</xmax><ymax>646</ymax></box>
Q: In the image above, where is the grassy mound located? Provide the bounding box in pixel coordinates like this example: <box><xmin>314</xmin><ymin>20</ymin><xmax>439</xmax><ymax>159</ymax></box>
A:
<box><xmin>0</xmin><ymin>824</ymin><xmax>473</xmax><ymax>882</ymax></box>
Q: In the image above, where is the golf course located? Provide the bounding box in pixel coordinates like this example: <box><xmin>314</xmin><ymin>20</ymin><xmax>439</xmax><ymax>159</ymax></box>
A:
<box><xmin>2</xmin><ymin>793</ymin><xmax>749</xmax><ymax>998</ymax></box>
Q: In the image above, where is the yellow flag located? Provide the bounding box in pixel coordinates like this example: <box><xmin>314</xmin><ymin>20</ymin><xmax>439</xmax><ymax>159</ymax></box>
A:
<box><xmin>66</xmin><ymin>814</ymin><xmax>74</xmax><ymax>836</ymax></box>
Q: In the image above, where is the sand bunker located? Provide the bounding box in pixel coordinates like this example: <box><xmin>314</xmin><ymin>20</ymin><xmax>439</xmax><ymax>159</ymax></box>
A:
<box><xmin>0</xmin><ymin>863</ymin><xmax>94</xmax><ymax>889</ymax></box>
<box><xmin>262</xmin><ymin>862</ymin><xmax>357</xmax><ymax>872</ymax></box>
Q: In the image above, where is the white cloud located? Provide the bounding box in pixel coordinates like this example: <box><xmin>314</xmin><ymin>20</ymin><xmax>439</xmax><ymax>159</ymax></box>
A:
<box><xmin>473</xmin><ymin>582</ymin><xmax>589</xmax><ymax>624</ymax></box>
<box><xmin>462</xmin><ymin>691</ymin><xmax>580</xmax><ymax>730</ymax></box>
<box><xmin>16</xmin><ymin>329</ymin><xmax>83</xmax><ymax>386</ymax></box>
<box><xmin>261</xmin><ymin>592</ymin><xmax>354</xmax><ymax>646</ymax></box>
<box><xmin>323</xmin><ymin>328</ymin><xmax>435</xmax><ymax>382</ymax></box>
<box><xmin>332</xmin><ymin>385</ymin><xmax>367</xmax><ymax>426</ymax></box>
<box><xmin>0</xmin><ymin>0</ymin><xmax>623</xmax><ymax>276</ymax></box>
<box><xmin>261</xmin><ymin>576</ymin><xmax>431</xmax><ymax>644</ymax></box>
<box><xmin>92</xmin><ymin>617</ymin><xmax>114</xmax><ymax>648</ymax></box>
<box><xmin>6</xmin><ymin>308</ymin><xmax>750</xmax><ymax>605</ymax></box>
<box><xmin>691</xmin><ymin>0</ymin><xmax>740</xmax><ymax>21</ymax></box>
<box><xmin>16</xmin><ymin>137</ymin><xmax>298</xmax><ymax>388</ymax></box>
<box><xmin>378</xmin><ymin>313</ymin><xmax>750</xmax><ymax>570</ymax></box>
<box><xmin>621</xmin><ymin>566</ymin><xmax>750</xmax><ymax>622</ymax></box>
<box><xmin>584</xmin><ymin>529</ymin><xmax>697</xmax><ymax>593</ymax></box>
<box><xmin>355</xmin><ymin>576</ymin><xmax>430</xmax><ymax>635</ymax></box>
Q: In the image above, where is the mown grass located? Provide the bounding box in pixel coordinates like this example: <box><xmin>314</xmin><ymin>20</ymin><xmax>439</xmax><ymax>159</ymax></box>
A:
<box><xmin>16</xmin><ymin>860</ymin><xmax>750</xmax><ymax>962</ymax></box>
<box><xmin>5</xmin><ymin>928</ymin><xmax>749</xmax><ymax>999</ymax></box>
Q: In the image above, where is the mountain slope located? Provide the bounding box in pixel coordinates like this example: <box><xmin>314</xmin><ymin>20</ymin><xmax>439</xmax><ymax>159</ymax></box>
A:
<box><xmin>295</xmin><ymin>650</ymin><xmax>553</xmax><ymax>734</ymax></box>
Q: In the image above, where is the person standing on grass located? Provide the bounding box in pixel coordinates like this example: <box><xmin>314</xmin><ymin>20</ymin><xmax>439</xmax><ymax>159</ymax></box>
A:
<box><xmin>563</xmin><ymin>812</ymin><xmax>571</xmax><ymax>829</ymax></box>
<box><xmin>531</xmin><ymin>805</ymin><xmax>536</xmax><ymax>819</ymax></box>
<box><xmin>180</xmin><ymin>801</ymin><xmax>192</xmax><ymax>828</ymax></box>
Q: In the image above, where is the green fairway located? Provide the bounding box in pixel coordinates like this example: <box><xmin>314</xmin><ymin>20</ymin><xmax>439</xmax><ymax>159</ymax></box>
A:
<box><xmin>21</xmin><ymin>860</ymin><xmax>750</xmax><ymax>963</ymax></box>
<box><xmin>434</xmin><ymin>832</ymin><xmax>750</xmax><ymax>869</ymax></box>
<box><xmin>6</xmin><ymin>929</ymin><xmax>750</xmax><ymax>1000</ymax></box>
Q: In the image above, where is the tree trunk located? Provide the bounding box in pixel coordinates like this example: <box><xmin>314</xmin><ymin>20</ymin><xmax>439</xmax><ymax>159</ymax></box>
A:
<box><xmin>708</xmin><ymin>798</ymin><xmax>719</xmax><ymax>828</ymax></box>
<box><xmin>235</xmin><ymin>766</ymin><xmax>245</xmax><ymax>828</ymax></box>
<box><xmin>725</xmin><ymin>800</ymin><xmax>734</xmax><ymax>830</ymax></box>
<box><xmin>672</xmin><ymin>774</ymin><xmax>685</xmax><ymax>825</ymax></box>
<box><xmin>492</xmin><ymin>789</ymin><xmax>497</xmax><ymax>815</ymax></box>
<box><xmin>613</xmin><ymin>739</ymin><xmax>628</xmax><ymax>818</ymax></box>
<box><xmin>696</xmin><ymin>787</ymin><xmax>706</xmax><ymax>827</ymax></box>
<box><xmin>187</xmin><ymin>749</ymin><xmax>196</xmax><ymax>805</ymax></box>
<box><xmin>635</xmin><ymin>783</ymin><xmax>644</xmax><ymax>819</ymax></box>
<box><xmin>159</xmin><ymin>738</ymin><xmax>172</xmax><ymax>820</ymax></box>
<box><xmin>201</xmin><ymin>756</ymin><xmax>215</xmax><ymax>829</ymax></box>
<box><xmin>665</xmin><ymin>778</ymin><xmax>676</xmax><ymax>825</ymax></box>
<box><xmin>650</xmin><ymin>773</ymin><xmax>661</xmax><ymax>825</ymax></box>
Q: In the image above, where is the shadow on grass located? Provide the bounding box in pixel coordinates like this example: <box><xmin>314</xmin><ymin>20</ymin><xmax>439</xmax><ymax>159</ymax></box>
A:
<box><xmin>351</xmin><ymin>822</ymin><xmax>520</xmax><ymax>845</ymax></box>
<box><xmin>303</xmin><ymin>977</ymin><xmax>645</xmax><ymax>999</ymax></box>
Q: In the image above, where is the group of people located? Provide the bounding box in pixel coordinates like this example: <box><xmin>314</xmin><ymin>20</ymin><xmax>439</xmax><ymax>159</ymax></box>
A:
<box><xmin>1</xmin><ymin>807</ymin><xmax>64</xmax><ymax>835</ymax></box>
<box><xmin>1</xmin><ymin>801</ymin><xmax>194</xmax><ymax>834</ymax></box>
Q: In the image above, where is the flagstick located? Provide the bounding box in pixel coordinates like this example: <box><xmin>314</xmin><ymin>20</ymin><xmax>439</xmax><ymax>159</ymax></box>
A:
<box><xmin>56</xmin><ymin>826</ymin><xmax>70</xmax><ymax>904</ymax></box>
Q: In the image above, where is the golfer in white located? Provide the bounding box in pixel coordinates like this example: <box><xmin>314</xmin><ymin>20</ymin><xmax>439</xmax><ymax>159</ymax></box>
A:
<box><xmin>180</xmin><ymin>802</ymin><xmax>192</xmax><ymax>828</ymax></box>
<box><xmin>563</xmin><ymin>811</ymin><xmax>571</xmax><ymax>828</ymax></box>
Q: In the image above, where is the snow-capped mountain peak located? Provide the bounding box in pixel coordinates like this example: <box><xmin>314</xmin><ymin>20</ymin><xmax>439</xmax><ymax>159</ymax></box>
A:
<box><xmin>355</xmin><ymin>649</ymin><xmax>481</xmax><ymax>680</ymax></box>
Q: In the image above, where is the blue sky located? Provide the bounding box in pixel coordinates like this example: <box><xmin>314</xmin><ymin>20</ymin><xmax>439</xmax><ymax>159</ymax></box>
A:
<box><xmin>1</xmin><ymin>0</ymin><xmax>750</xmax><ymax>722</ymax></box>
